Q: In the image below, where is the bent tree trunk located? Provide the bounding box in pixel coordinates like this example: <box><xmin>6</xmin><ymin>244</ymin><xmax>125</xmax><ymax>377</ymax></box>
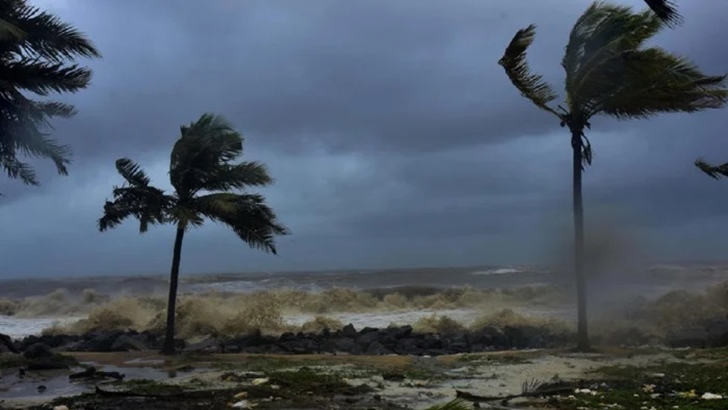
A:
<box><xmin>161</xmin><ymin>226</ymin><xmax>186</xmax><ymax>355</ymax></box>
<box><xmin>571</xmin><ymin>128</ymin><xmax>590</xmax><ymax>351</ymax></box>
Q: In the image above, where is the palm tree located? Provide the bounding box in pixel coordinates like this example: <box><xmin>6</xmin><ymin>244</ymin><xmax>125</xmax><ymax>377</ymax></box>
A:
<box><xmin>98</xmin><ymin>113</ymin><xmax>289</xmax><ymax>355</ymax></box>
<box><xmin>0</xmin><ymin>0</ymin><xmax>100</xmax><ymax>188</ymax></box>
<box><xmin>498</xmin><ymin>1</ymin><xmax>727</xmax><ymax>350</ymax></box>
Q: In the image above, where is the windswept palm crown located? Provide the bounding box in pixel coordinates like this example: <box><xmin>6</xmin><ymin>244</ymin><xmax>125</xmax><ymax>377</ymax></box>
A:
<box><xmin>498</xmin><ymin>1</ymin><xmax>726</xmax><ymax>167</ymax></box>
<box><xmin>0</xmin><ymin>0</ymin><xmax>100</xmax><ymax>187</ymax></box>
<box><xmin>98</xmin><ymin>113</ymin><xmax>289</xmax><ymax>253</ymax></box>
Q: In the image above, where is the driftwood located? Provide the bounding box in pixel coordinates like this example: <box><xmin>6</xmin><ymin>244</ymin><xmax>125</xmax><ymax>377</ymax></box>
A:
<box><xmin>94</xmin><ymin>385</ymin><xmax>230</xmax><ymax>399</ymax></box>
<box><xmin>70</xmin><ymin>367</ymin><xmax>125</xmax><ymax>381</ymax></box>
<box><xmin>455</xmin><ymin>385</ymin><xmax>573</xmax><ymax>404</ymax></box>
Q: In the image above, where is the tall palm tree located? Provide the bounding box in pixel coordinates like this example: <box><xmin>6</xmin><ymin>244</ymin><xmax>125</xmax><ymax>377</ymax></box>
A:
<box><xmin>98</xmin><ymin>113</ymin><xmax>289</xmax><ymax>355</ymax></box>
<box><xmin>0</xmin><ymin>0</ymin><xmax>100</xmax><ymax>188</ymax></box>
<box><xmin>498</xmin><ymin>1</ymin><xmax>727</xmax><ymax>351</ymax></box>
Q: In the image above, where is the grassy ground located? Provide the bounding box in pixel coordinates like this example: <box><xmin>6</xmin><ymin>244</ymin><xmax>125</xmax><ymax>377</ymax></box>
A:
<box><xmin>544</xmin><ymin>348</ymin><xmax>728</xmax><ymax>410</ymax></box>
<box><xmin>3</xmin><ymin>348</ymin><xmax>728</xmax><ymax>409</ymax></box>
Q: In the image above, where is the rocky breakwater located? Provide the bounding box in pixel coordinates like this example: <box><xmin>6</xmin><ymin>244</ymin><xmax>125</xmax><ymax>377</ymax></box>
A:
<box><xmin>1</xmin><ymin>323</ymin><xmax>572</xmax><ymax>357</ymax></box>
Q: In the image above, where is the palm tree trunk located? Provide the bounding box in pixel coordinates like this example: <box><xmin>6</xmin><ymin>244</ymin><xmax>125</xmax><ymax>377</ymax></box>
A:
<box><xmin>571</xmin><ymin>128</ymin><xmax>590</xmax><ymax>351</ymax></box>
<box><xmin>161</xmin><ymin>225</ymin><xmax>186</xmax><ymax>355</ymax></box>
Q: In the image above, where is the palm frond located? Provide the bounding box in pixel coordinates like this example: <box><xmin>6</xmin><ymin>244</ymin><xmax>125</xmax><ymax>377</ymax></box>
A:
<box><xmin>0</xmin><ymin>154</ymin><xmax>36</xmax><ymax>185</ymax></box>
<box><xmin>115</xmin><ymin>158</ymin><xmax>151</xmax><ymax>187</ymax></box>
<box><xmin>199</xmin><ymin>161</ymin><xmax>273</xmax><ymax>192</ymax></box>
<box><xmin>426</xmin><ymin>399</ymin><xmax>472</xmax><ymax>410</ymax></box>
<box><xmin>4</xmin><ymin>1</ymin><xmax>100</xmax><ymax>61</ymax></box>
<box><xmin>0</xmin><ymin>100</ymin><xmax>72</xmax><ymax>177</ymax></box>
<box><xmin>598</xmin><ymin>49</ymin><xmax>728</xmax><ymax>119</ymax></box>
<box><xmin>644</xmin><ymin>0</ymin><xmax>682</xmax><ymax>27</ymax></box>
<box><xmin>563</xmin><ymin>3</ymin><xmax>663</xmax><ymax>115</ymax></box>
<box><xmin>0</xmin><ymin>58</ymin><xmax>93</xmax><ymax>95</ymax></box>
<box><xmin>192</xmin><ymin>192</ymin><xmax>289</xmax><ymax>254</ymax></box>
<box><xmin>695</xmin><ymin>158</ymin><xmax>728</xmax><ymax>180</ymax></box>
<box><xmin>498</xmin><ymin>24</ymin><xmax>560</xmax><ymax>118</ymax></box>
<box><xmin>169</xmin><ymin>113</ymin><xmax>245</xmax><ymax>196</ymax></box>
<box><xmin>98</xmin><ymin>185</ymin><xmax>172</xmax><ymax>233</ymax></box>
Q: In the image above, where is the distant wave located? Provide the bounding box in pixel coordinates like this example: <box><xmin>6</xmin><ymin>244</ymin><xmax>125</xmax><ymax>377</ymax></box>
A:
<box><xmin>470</xmin><ymin>268</ymin><xmax>521</xmax><ymax>276</ymax></box>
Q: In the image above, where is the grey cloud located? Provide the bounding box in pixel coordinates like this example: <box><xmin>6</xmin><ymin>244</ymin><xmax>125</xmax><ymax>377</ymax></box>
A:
<box><xmin>1</xmin><ymin>0</ymin><xmax>728</xmax><ymax>277</ymax></box>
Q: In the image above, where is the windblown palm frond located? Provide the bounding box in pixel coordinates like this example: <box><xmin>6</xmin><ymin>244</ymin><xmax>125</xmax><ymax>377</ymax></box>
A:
<box><xmin>563</xmin><ymin>4</ymin><xmax>663</xmax><ymax>114</ymax></box>
<box><xmin>98</xmin><ymin>185</ymin><xmax>172</xmax><ymax>233</ymax></box>
<box><xmin>0</xmin><ymin>0</ymin><xmax>101</xmax><ymax>61</ymax></box>
<box><xmin>193</xmin><ymin>192</ymin><xmax>289</xmax><ymax>254</ymax></box>
<box><xmin>598</xmin><ymin>49</ymin><xmax>728</xmax><ymax>119</ymax></box>
<box><xmin>695</xmin><ymin>158</ymin><xmax>728</xmax><ymax>180</ymax></box>
<box><xmin>115</xmin><ymin>158</ymin><xmax>151</xmax><ymax>187</ymax></box>
<box><xmin>0</xmin><ymin>0</ymin><xmax>99</xmax><ymax>188</ymax></box>
<box><xmin>198</xmin><ymin>161</ymin><xmax>273</xmax><ymax>192</ymax></box>
<box><xmin>98</xmin><ymin>159</ymin><xmax>172</xmax><ymax>232</ymax></box>
<box><xmin>498</xmin><ymin>24</ymin><xmax>560</xmax><ymax>118</ymax></box>
<box><xmin>170</xmin><ymin>113</ymin><xmax>245</xmax><ymax>196</ymax></box>
<box><xmin>644</xmin><ymin>0</ymin><xmax>682</xmax><ymax>27</ymax></box>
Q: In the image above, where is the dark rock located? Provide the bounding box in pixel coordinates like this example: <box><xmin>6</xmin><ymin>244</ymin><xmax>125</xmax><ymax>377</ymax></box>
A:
<box><xmin>356</xmin><ymin>331</ymin><xmax>379</xmax><ymax>347</ymax></box>
<box><xmin>184</xmin><ymin>337</ymin><xmax>220</xmax><ymax>353</ymax></box>
<box><xmin>26</xmin><ymin>360</ymin><xmax>70</xmax><ymax>371</ymax></box>
<box><xmin>392</xmin><ymin>325</ymin><xmax>413</xmax><ymax>339</ymax></box>
<box><xmin>279</xmin><ymin>338</ymin><xmax>320</xmax><ymax>354</ymax></box>
<box><xmin>73</xmin><ymin>331</ymin><xmax>125</xmax><ymax>352</ymax></box>
<box><xmin>395</xmin><ymin>337</ymin><xmax>423</xmax><ymax>355</ymax></box>
<box><xmin>0</xmin><ymin>333</ymin><xmax>19</xmax><ymax>354</ymax></box>
<box><xmin>603</xmin><ymin>327</ymin><xmax>652</xmax><ymax>347</ymax></box>
<box><xmin>342</xmin><ymin>324</ymin><xmax>357</xmax><ymax>338</ymax></box>
<box><xmin>279</xmin><ymin>332</ymin><xmax>297</xmax><ymax>342</ymax></box>
<box><xmin>705</xmin><ymin>317</ymin><xmax>728</xmax><ymax>347</ymax></box>
<box><xmin>334</xmin><ymin>337</ymin><xmax>362</xmax><ymax>354</ymax></box>
<box><xmin>365</xmin><ymin>341</ymin><xmax>392</xmax><ymax>355</ymax></box>
<box><xmin>111</xmin><ymin>335</ymin><xmax>148</xmax><ymax>352</ymax></box>
<box><xmin>471</xmin><ymin>326</ymin><xmax>509</xmax><ymax>348</ymax></box>
<box><xmin>23</xmin><ymin>343</ymin><xmax>52</xmax><ymax>359</ymax></box>
<box><xmin>359</xmin><ymin>327</ymin><xmax>379</xmax><ymax>334</ymax></box>
<box><xmin>665</xmin><ymin>327</ymin><xmax>707</xmax><ymax>348</ymax></box>
<box><xmin>69</xmin><ymin>367</ymin><xmax>125</xmax><ymax>381</ymax></box>
<box><xmin>442</xmin><ymin>332</ymin><xmax>470</xmax><ymax>354</ymax></box>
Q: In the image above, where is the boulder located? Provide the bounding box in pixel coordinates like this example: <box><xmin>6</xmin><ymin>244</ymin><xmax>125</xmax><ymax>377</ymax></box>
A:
<box><xmin>665</xmin><ymin>327</ymin><xmax>707</xmax><ymax>349</ymax></box>
<box><xmin>23</xmin><ymin>342</ymin><xmax>52</xmax><ymax>359</ymax></box>
<box><xmin>705</xmin><ymin>317</ymin><xmax>728</xmax><ymax>347</ymax></box>
<box><xmin>341</xmin><ymin>324</ymin><xmax>357</xmax><ymax>338</ymax></box>
<box><xmin>0</xmin><ymin>333</ymin><xmax>19</xmax><ymax>354</ymax></box>
<box><xmin>365</xmin><ymin>341</ymin><xmax>392</xmax><ymax>355</ymax></box>
<box><xmin>110</xmin><ymin>335</ymin><xmax>148</xmax><ymax>352</ymax></box>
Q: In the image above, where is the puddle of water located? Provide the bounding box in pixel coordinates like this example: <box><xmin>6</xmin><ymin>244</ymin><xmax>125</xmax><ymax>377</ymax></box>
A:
<box><xmin>0</xmin><ymin>362</ymin><xmax>188</xmax><ymax>400</ymax></box>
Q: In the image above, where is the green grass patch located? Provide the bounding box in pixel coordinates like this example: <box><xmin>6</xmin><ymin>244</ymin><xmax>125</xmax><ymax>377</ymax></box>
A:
<box><xmin>547</xmin><ymin>361</ymin><xmax>728</xmax><ymax>410</ymax></box>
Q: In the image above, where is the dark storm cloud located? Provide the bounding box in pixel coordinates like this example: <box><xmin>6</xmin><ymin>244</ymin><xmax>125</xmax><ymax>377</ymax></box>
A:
<box><xmin>1</xmin><ymin>0</ymin><xmax>728</xmax><ymax>277</ymax></box>
<box><xmin>42</xmin><ymin>0</ymin><xmax>597</xmax><ymax>162</ymax></box>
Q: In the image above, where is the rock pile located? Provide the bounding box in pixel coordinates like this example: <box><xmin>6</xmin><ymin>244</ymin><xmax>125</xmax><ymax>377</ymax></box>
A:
<box><xmin>2</xmin><ymin>323</ymin><xmax>572</xmax><ymax>356</ymax></box>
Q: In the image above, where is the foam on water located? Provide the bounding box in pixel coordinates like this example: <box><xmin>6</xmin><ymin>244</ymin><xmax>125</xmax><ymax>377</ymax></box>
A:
<box><xmin>0</xmin><ymin>315</ymin><xmax>81</xmax><ymax>339</ymax></box>
<box><xmin>470</xmin><ymin>268</ymin><xmax>522</xmax><ymax>276</ymax></box>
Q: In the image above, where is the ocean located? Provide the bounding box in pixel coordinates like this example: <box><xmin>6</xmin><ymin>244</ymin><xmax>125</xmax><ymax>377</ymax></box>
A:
<box><xmin>1</xmin><ymin>264</ymin><xmax>726</xmax><ymax>340</ymax></box>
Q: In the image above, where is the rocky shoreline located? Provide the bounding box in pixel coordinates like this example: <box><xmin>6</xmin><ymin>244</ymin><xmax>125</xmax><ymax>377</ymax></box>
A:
<box><xmin>2</xmin><ymin>323</ymin><xmax>572</xmax><ymax>359</ymax></box>
<box><xmin>3</xmin><ymin>316</ymin><xmax>728</xmax><ymax>362</ymax></box>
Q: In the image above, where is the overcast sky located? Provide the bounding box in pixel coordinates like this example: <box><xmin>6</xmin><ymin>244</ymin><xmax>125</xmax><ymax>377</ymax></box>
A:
<box><xmin>2</xmin><ymin>0</ymin><xmax>727</xmax><ymax>278</ymax></box>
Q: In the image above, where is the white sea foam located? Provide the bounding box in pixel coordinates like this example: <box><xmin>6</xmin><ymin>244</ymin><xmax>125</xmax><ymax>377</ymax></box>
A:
<box><xmin>470</xmin><ymin>268</ymin><xmax>521</xmax><ymax>276</ymax></box>
<box><xmin>0</xmin><ymin>315</ymin><xmax>81</xmax><ymax>340</ymax></box>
